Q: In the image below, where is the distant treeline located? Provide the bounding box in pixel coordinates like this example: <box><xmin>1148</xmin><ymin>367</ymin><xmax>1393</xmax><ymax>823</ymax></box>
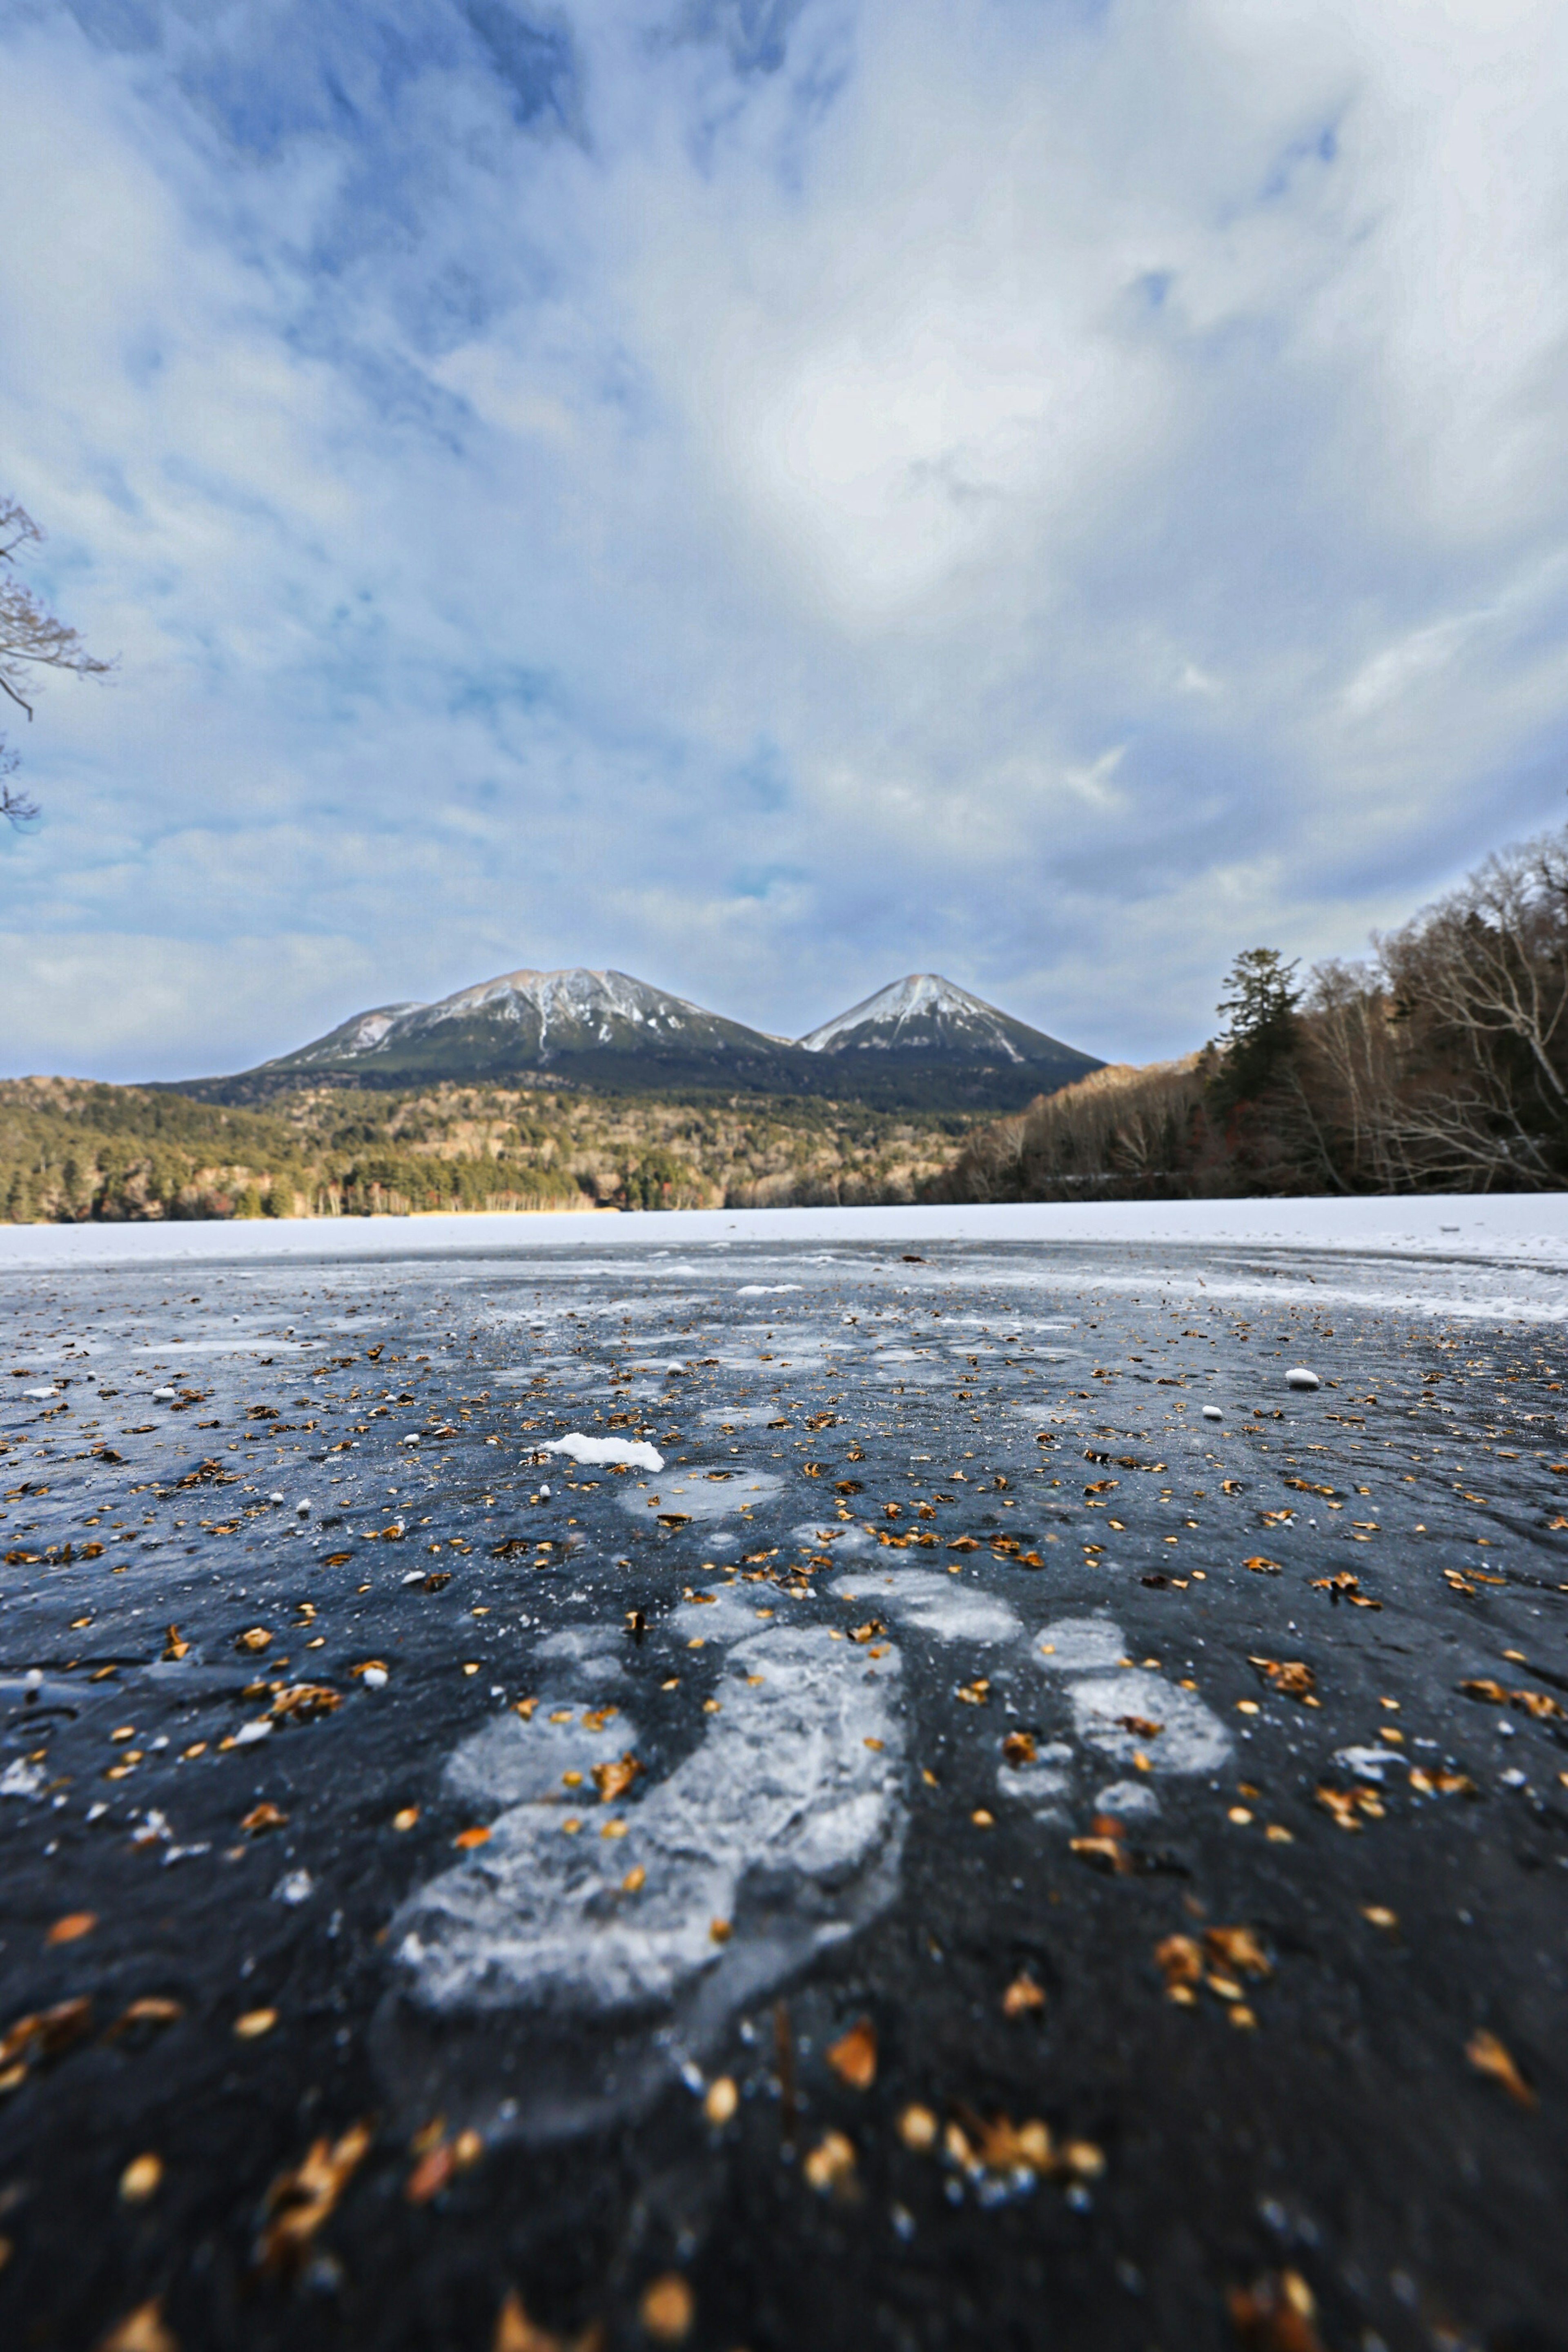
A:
<box><xmin>936</xmin><ymin>821</ymin><xmax>1568</xmax><ymax>1200</ymax></box>
<box><xmin>0</xmin><ymin>1079</ymin><xmax>974</xmax><ymax>1222</ymax></box>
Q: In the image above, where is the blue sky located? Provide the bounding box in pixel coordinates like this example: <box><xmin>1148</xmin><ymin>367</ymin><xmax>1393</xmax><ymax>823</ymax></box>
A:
<box><xmin>4</xmin><ymin>0</ymin><xmax>1568</xmax><ymax>1080</ymax></box>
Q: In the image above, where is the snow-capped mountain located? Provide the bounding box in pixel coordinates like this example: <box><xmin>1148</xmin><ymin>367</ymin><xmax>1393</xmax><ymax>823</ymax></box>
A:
<box><xmin>797</xmin><ymin>973</ymin><xmax>1081</xmax><ymax>1071</ymax></box>
<box><xmin>256</xmin><ymin>967</ymin><xmax>795</xmax><ymax>1088</ymax></box>
<box><xmin>196</xmin><ymin>966</ymin><xmax>1099</xmax><ymax>1111</ymax></box>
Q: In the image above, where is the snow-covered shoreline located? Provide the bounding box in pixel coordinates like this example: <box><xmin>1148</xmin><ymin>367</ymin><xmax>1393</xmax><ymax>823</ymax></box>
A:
<box><xmin>2</xmin><ymin>1192</ymin><xmax>1567</xmax><ymax>1271</ymax></box>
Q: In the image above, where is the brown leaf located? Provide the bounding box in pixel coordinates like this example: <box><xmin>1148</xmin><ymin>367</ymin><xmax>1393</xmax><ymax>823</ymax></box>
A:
<box><xmin>104</xmin><ymin>1997</ymin><xmax>183</xmax><ymax>2042</ymax></box>
<box><xmin>46</xmin><ymin>1911</ymin><xmax>98</xmax><ymax>1947</ymax></box>
<box><xmin>638</xmin><ymin>2273</ymin><xmax>695</xmax><ymax>2342</ymax></box>
<box><xmin>1310</xmin><ymin>1571</ymin><xmax>1381</xmax><ymax>1609</ymax></box>
<box><xmin>1070</xmin><ymin>1834</ymin><xmax>1133</xmax><ymax>1875</ymax></box>
<box><xmin>119</xmin><ymin>2153</ymin><xmax>163</xmax><ymax>2204</ymax></box>
<box><xmin>1248</xmin><ymin>1656</ymin><xmax>1316</xmax><ymax>1701</ymax></box>
<box><xmin>1314</xmin><ymin>1783</ymin><xmax>1383</xmax><ymax>1830</ymax></box>
<box><xmin>494</xmin><ymin>2291</ymin><xmax>602</xmax><ymax>2352</ymax></box>
<box><xmin>591</xmin><ymin>1753</ymin><xmax>642</xmax><ymax>1804</ymax></box>
<box><xmin>240</xmin><ymin>1803</ymin><xmax>288</xmax><ymax>1837</ymax></box>
<box><xmin>1466</xmin><ymin>2028</ymin><xmax>1536</xmax><ymax>2107</ymax></box>
<box><xmin>494</xmin><ymin>2292</ymin><xmax>556</xmax><ymax>2352</ymax></box>
<box><xmin>952</xmin><ymin>2109</ymin><xmax>1054</xmax><ymax>2176</ymax></box>
<box><xmin>1002</xmin><ymin>1731</ymin><xmax>1037</xmax><ymax>1765</ymax></box>
<box><xmin>268</xmin><ymin>1684</ymin><xmax>340</xmax><ymax>1723</ymax></box>
<box><xmin>1155</xmin><ymin>1933</ymin><xmax>1204</xmax><ymax>1997</ymax></box>
<box><xmin>802</xmin><ymin>2129</ymin><xmax>858</xmax><ymax>2194</ymax></box>
<box><xmin>1204</xmin><ymin>1925</ymin><xmax>1272</xmax><ymax>1981</ymax></box>
<box><xmin>1002</xmin><ymin>1972</ymin><xmax>1046</xmax><ymax>2017</ymax></box>
<box><xmin>95</xmin><ymin>2299</ymin><xmax>179</xmax><ymax>2352</ymax></box>
<box><xmin>825</xmin><ymin>2018</ymin><xmax>877</xmax><ymax>2089</ymax></box>
<box><xmin>1226</xmin><ymin>2270</ymin><xmax>1324</xmax><ymax>2352</ymax></box>
<box><xmin>0</xmin><ymin>1995</ymin><xmax>93</xmax><ymax>2072</ymax></box>
<box><xmin>256</xmin><ymin>2119</ymin><xmax>373</xmax><ymax>2274</ymax></box>
<box><xmin>405</xmin><ymin>2127</ymin><xmax>482</xmax><ymax>2205</ymax></box>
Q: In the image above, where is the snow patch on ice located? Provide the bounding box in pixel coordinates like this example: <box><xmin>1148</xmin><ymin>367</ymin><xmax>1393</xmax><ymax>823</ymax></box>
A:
<box><xmin>545</xmin><ymin>1433</ymin><xmax>664</xmax><ymax>1472</ymax></box>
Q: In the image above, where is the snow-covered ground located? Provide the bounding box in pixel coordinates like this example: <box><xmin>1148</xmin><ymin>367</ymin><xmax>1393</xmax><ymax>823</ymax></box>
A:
<box><xmin>2</xmin><ymin>1192</ymin><xmax>1568</xmax><ymax>1272</ymax></box>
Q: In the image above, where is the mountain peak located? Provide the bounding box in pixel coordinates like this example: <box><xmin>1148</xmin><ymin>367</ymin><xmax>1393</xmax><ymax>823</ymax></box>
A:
<box><xmin>796</xmin><ymin>975</ymin><xmax>1071</xmax><ymax>1068</ymax></box>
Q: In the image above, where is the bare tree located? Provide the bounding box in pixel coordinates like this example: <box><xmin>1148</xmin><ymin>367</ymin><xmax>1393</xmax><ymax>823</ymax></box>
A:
<box><xmin>1370</xmin><ymin>829</ymin><xmax>1568</xmax><ymax>1188</ymax></box>
<box><xmin>0</xmin><ymin>497</ymin><xmax>112</xmax><ymax>823</ymax></box>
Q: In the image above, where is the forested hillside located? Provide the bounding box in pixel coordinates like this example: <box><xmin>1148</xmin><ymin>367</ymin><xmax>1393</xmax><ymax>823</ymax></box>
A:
<box><xmin>936</xmin><ymin>821</ymin><xmax>1568</xmax><ymax>1200</ymax></box>
<box><xmin>0</xmin><ymin>1079</ymin><xmax>974</xmax><ymax>1221</ymax></box>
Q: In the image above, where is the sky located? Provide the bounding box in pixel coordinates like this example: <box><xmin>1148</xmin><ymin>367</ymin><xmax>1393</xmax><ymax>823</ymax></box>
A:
<box><xmin>4</xmin><ymin>0</ymin><xmax>1568</xmax><ymax>1082</ymax></box>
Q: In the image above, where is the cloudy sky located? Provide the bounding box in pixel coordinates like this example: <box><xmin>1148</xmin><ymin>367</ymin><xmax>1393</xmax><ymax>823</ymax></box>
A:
<box><xmin>4</xmin><ymin>0</ymin><xmax>1568</xmax><ymax>1081</ymax></box>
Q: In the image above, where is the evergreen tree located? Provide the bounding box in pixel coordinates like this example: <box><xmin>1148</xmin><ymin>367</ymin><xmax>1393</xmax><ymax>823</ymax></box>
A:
<box><xmin>1212</xmin><ymin>948</ymin><xmax>1301</xmax><ymax>1103</ymax></box>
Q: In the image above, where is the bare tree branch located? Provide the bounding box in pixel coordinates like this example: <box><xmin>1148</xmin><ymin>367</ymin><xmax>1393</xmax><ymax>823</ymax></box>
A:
<box><xmin>0</xmin><ymin>495</ymin><xmax>113</xmax><ymax>823</ymax></box>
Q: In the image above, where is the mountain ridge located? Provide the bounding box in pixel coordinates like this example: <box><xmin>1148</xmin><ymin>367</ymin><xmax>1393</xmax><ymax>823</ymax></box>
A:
<box><xmin>177</xmin><ymin>965</ymin><xmax>1102</xmax><ymax>1112</ymax></box>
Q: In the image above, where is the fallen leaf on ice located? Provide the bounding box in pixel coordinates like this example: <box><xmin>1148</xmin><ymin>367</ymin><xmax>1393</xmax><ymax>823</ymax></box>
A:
<box><xmin>638</xmin><ymin>2274</ymin><xmax>695</xmax><ymax>2342</ymax></box>
<box><xmin>1002</xmin><ymin>1972</ymin><xmax>1046</xmax><ymax>2017</ymax></box>
<box><xmin>1466</xmin><ymin>2028</ymin><xmax>1535</xmax><ymax>2107</ymax></box>
<box><xmin>256</xmin><ymin>2119</ymin><xmax>373</xmax><ymax>2275</ymax></box>
<box><xmin>825</xmin><ymin>2018</ymin><xmax>877</xmax><ymax>2090</ymax></box>
<box><xmin>94</xmin><ymin>2300</ymin><xmax>178</xmax><ymax>2352</ymax></box>
<box><xmin>803</xmin><ymin>2129</ymin><xmax>858</xmax><ymax>2193</ymax></box>
<box><xmin>46</xmin><ymin>1911</ymin><xmax>97</xmax><ymax>1946</ymax></box>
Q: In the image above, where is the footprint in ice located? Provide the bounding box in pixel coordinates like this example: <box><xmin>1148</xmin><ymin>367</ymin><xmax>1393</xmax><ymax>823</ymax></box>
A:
<box><xmin>377</xmin><ymin>1599</ymin><xmax>904</xmax><ymax>2146</ymax></box>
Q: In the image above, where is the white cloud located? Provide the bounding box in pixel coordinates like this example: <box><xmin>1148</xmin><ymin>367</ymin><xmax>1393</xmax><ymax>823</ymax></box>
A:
<box><xmin>3</xmin><ymin>0</ymin><xmax>1568</xmax><ymax>1080</ymax></box>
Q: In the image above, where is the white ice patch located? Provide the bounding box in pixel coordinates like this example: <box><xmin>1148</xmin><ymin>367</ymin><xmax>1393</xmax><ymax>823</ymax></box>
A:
<box><xmin>1094</xmin><ymin>1779</ymin><xmax>1162</xmax><ymax>1820</ymax></box>
<box><xmin>1333</xmin><ymin>1745</ymin><xmax>1404</xmax><ymax>1782</ymax></box>
<box><xmin>702</xmin><ymin>1405</ymin><xmax>792</xmax><ymax>1426</ymax></box>
<box><xmin>0</xmin><ymin>1758</ymin><xmax>47</xmax><ymax>1800</ymax></box>
<box><xmin>445</xmin><ymin>1706</ymin><xmax>637</xmax><ymax>1809</ymax></box>
<box><xmin>388</xmin><ymin>1626</ymin><xmax>906</xmax><ymax>2140</ymax></box>
<box><xmin>795</xmin><ymin>1521</ymin><xmax>872</xmax><ymax>1552</ymax></box>
<box><xmin>1036</xmin><ymin>1616</ymin><xmax>1128</xmax><ymax>1675</ymax></box>
<box><xmin>672</xmin><ymin>1584</ymin><xmax>774</xmax><ymax>1642</ymax></box>
<box><xmin>833</xmin><ymin>1569</ymin><xmax>1020</xmax><ymax>1647</ymax></box>
<box><xmin>620</xmin><ymin>1466</ymin><xmax>782</xmax><ymax>1522</ymax></box>
<box><xmin>737</xmin><ymin>1284</ymin><xmax>802</xmax><ymax>1295</ymax></box>
<box><xmin>1066</xmin><ymin>1670</ymin><xmax>1231</xmax><ymax>1776</ymax></box>
<box><xmin>998</xmin><ymin>1738</ymin><xmax>1073</xmax><ymax>1817</ymax></box>
<box><xmin>545</xmin><ymin>1433</ymin><xmax>664</xmax><ymax>1473</ymax></box>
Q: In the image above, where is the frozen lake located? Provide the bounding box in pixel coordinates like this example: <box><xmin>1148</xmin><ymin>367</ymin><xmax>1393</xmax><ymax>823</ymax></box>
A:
<box><xmin>2</xmin><ymin>1209</ymin><xmax>1566</xmax><ymax>2348</ymax></box>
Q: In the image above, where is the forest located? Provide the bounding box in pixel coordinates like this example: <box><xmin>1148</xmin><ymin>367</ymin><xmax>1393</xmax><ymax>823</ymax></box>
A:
<box><xmin>937</xmin><ymin>820</ymin><xmax>1568</xmax><ymax>1201</ymax></box>
<box><xmin>0</xmin><ymin>1076</ymin><xmax>973</xmax><ymax>1222</ymax></box>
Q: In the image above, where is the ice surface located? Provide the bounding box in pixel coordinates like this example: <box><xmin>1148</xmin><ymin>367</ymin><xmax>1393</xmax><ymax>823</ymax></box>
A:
<box><xmin>10</xmin><ymin>1192</ymin><xmax>1568</xmax><ymax>1315</ymax></box>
